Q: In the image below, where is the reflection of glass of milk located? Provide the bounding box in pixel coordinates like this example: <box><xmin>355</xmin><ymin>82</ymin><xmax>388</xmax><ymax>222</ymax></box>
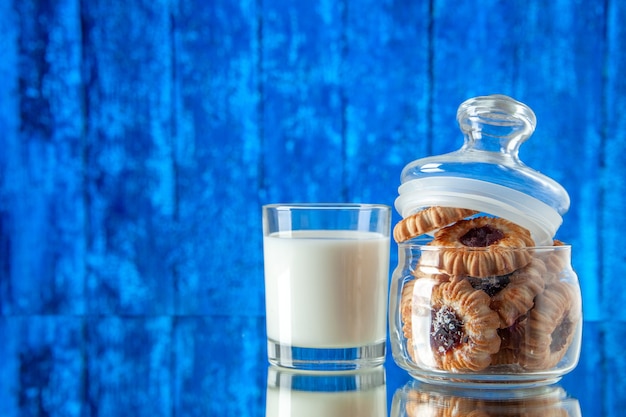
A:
<box><xmin>262</xmin><ymin>204</ymin><xmax>391</xmax><ymax>370</ymax></box>
<box><xmin>265</xmin><ymin>366</ymin><xmax>387</xmax><ymax>417</ymax></box>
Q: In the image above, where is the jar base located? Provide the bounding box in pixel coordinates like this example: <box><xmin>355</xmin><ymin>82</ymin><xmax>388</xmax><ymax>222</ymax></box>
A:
<box><xmin>408</xmin><ymin>371</ymin><xmax>562</xmax><ymax>390</ymax></box>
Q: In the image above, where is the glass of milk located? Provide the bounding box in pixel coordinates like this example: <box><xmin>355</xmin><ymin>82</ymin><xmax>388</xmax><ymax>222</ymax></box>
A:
<box><xmin>265</xmin><ymin>366</ymin><xmax>387</xmax><ymax>417</ymax></box>
<box><xmin>262</xmin><ymin>203</ymin><xmax>391</xmax><ymax>370</ymax></box>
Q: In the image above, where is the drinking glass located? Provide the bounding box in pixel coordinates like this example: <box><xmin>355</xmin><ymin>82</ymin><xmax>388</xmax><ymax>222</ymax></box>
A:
<box><xmin>262</xmin><ymin>203</ymin><xmax>391</xmax><ymax>370</ymax></box>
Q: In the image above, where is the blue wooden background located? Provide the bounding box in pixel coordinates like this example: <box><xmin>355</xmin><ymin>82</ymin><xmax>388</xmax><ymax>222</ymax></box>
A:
<box><xmin>0</xmin><ymin>0</ymin><xmax>624</xmax><ymax>415</ymax></box>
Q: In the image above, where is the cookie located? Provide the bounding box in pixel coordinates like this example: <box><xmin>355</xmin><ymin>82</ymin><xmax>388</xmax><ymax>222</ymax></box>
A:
<box><xmin>488</xmin><ymin>257</ymin><xmax>547</xmax><ymax>328</ymax></box>
<box><xmin>426</xmin><ymin>217</ymin><xmax>535</xmax><ymax>277</ymax></box>
<box><xmin>490</xmin><ymin>316</ymin><xmax>527</xmax><ymax>366</ymax></box>
<box><xmin>540</xmin><ymin>240</ymin><xmax>570</xmax><ymax>284</ymax></box>
<box><xmin>393</xmin><ymin>206</ymin><xmax>478</xmax><ymax>243</ymax></box>
<box><xmin>429</xmin><ymin>278</ymin><xmax>501</xmax><ymax>371</ymax></box>
<box><xmin>519</xmin><ymin>281</ymin><xmax>581</xmax><ymax>370</ymax></box>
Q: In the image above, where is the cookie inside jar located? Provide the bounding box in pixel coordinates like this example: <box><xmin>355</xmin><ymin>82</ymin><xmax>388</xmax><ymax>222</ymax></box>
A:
<box><xmin>397</xmin><ymin>216</ymin><xmax>580</xmax><ymax>378</ymax></box>
<box><xmin>389</xmin><ymin>95</ymin><xmax>581</xmax><ymax>387</ymax></box>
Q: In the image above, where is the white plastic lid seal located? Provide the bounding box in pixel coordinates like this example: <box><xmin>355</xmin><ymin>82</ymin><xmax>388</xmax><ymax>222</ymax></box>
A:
<box><xmin>394</xmin><ymin>177</ymin><xmax>561</xmax><ymax>246</ymax></box>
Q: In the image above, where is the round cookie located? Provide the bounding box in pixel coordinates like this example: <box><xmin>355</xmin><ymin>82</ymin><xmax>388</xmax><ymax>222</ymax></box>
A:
<box><xmin>429</xmin><ymin>278</ymin><xmax>501</xmax><ymax>371</ymax></box>
<box><xmin>519</xmin><ymin>281</ymin><xmax>581</xmax><ymax>370</ymax></box>
<box><xmin>426</xmin><ymin>217</ymin><xmax>535</xmax><ymax>277</ymax></box>
<box><xmin>393</xmin><ymin>206</ymin><xmax>478</xmax><ymax>243</ymax></box>
<box><xmin>488</xmin><ymin>257</ymin><xmax>547</xmax><ymax>328</ymax></box>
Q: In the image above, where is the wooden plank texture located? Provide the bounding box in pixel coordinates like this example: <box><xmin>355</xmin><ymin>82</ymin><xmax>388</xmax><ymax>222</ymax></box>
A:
<box><xmin>170</xmin><ymin>0</ymin><xmax>263</xmax><ymax>316</ymax></box>
<box><xmin>0</xmin><ymin>0</ymin><xmax>20</xmax><ymax>315</ymax></box>
<box><xmin>343</xmin><ymin>0</ymin><xmax>431</xmax><ymax>206</ymax></box>
<box><xmin>0</xmin><ymin>0</ymin><xmax>85</xmax><ymax>314</ymax></box>
<box><xmin>260</xmin><ymin>0</ymin><xmax>345</xmax><ymax>204</ymax></box>
<box><xmin>81</xmin><ymin>0</ymin><xmax>175</xmax><ymax>315</ymax></box>
<box><xmin>431</xmin><ymin>0</ymin><xmax>522</xmax><ymax>156</ymax></box>
<box><xmin>601</xmin><ymin>0</ymin><xmax>626</xmax><ymax>322</ymax></box>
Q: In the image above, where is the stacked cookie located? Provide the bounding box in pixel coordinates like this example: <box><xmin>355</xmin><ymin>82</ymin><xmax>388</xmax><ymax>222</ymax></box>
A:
<box><xmin>396</xmin><ymin>206</ymin><xmax>580</xmax><ymax>373</ymax></box>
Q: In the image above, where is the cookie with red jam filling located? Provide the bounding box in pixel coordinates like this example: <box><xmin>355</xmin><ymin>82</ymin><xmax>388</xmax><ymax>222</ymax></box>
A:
<box><xmin>429</xmin><ymin>278</ymin><xmax>501</xmax><ymax>372</ymax></box>
<box><xmin>425</xmin><ymin>217</ymin><xmax>535</xmax><ymax>277</ymax></box>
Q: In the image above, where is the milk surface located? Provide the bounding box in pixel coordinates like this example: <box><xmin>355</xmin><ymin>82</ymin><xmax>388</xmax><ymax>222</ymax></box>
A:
<box><xmin>264</xmin><ymin>230</ymin><xmax>390</xmax><ymax>347</ymax></box>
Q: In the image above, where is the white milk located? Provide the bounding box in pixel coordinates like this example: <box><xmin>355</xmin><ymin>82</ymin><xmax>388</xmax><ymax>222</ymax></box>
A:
<box><xmin>263</xmin><ymin>230</ymin><xmax>390</xmax><ymax>347</ymax></box>
<box><xmin>265</xmin><ymin>385</ymin><xmax>387</xmax><ymax>417</ymax></box>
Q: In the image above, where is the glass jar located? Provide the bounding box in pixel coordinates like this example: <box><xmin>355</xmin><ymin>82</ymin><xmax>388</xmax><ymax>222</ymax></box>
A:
<box><xmin>389</xmin><ymin>95</ymin><xmax>582</xmax><ymax>387</ymax></box>
<box><xmin>389</xmin><ymin>239</ymin><xmax>582</xmax><ymax>387</ymax></box>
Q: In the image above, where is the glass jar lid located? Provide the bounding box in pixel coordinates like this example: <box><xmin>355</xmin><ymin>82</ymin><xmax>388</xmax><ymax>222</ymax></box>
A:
<box><xmin>394</xmin><ymin>94</ymin><xmax>570</xmax><ymax>245</ymax></box>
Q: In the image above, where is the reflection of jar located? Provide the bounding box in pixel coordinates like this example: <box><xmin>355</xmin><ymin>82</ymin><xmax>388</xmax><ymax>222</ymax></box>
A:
<box><xmin>265</xmin><ymin>366</ymin><xmax>387</xmax><ymax>417</ymax></box>
<box><xmin>389</xmin><ymin>240</ymin><xmax>582</xmax><ymax>386</ymax></box>
<box><xmin>391</xmin><ymin>380</ymin><xmax>581</xmax><ymax>417</ymax></box>
<box><xmin>389</xmin><ymin>95</ymin><xmax>582</xmax><ymax>386</ymax></box>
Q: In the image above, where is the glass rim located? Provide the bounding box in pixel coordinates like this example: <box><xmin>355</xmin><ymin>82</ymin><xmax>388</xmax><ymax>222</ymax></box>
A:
<box><xmin>263</xmin><ymin>203</ymin><xmax>391</xmax><ymax>211</ymax></box>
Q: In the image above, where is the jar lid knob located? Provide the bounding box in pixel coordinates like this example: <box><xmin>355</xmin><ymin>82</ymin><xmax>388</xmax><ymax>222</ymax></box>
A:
<box><xmin>456</xmin><ymin>94</ymin><xmax>537</xmax><ymax>157</ymax></box>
